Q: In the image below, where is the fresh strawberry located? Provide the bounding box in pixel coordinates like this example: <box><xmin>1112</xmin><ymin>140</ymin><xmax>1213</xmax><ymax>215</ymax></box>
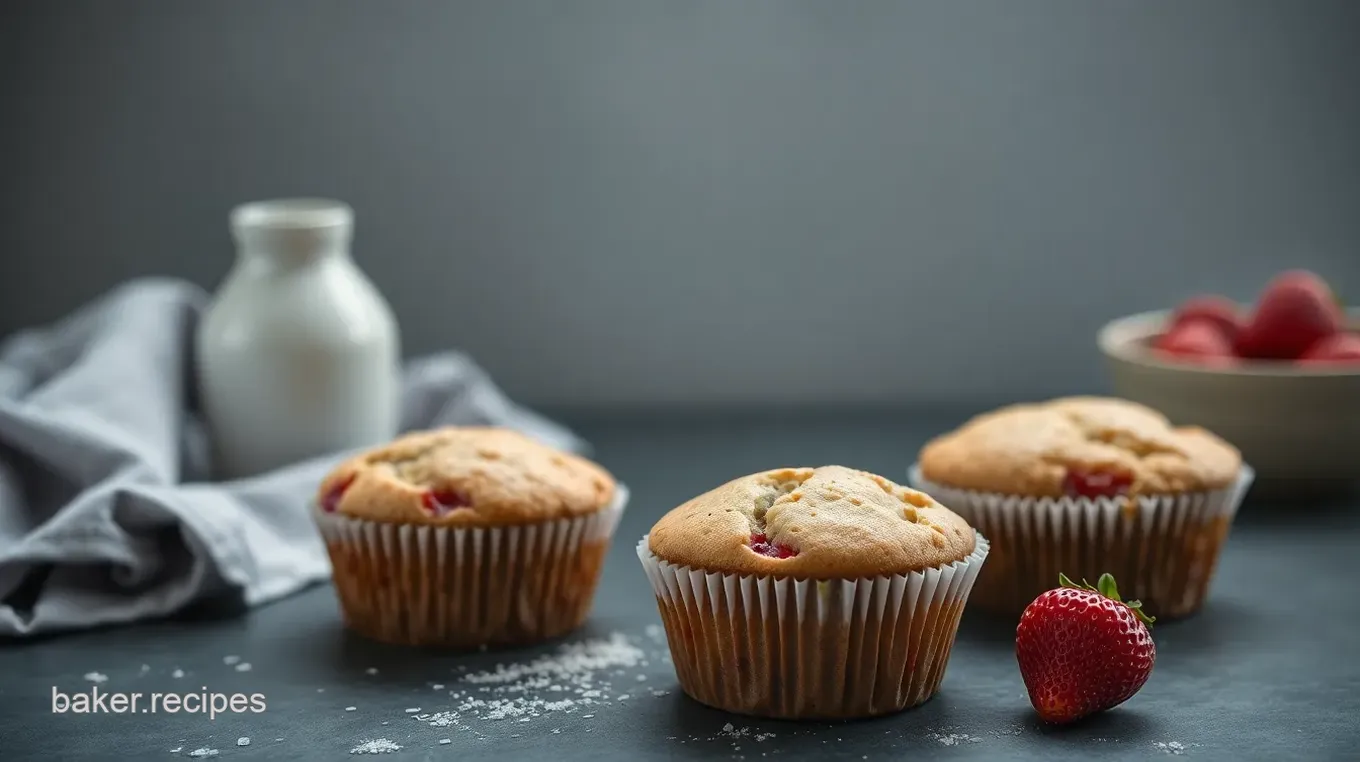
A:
<box><xmin>1153</xmin><ymin>319</ymin><xmax>1235</xmax><ymax>365</ymax></box>
<box><xmin>1236</xmin><ymin>270</ymin><xmax>1343</xmax><ymax>359</ymax></box>
<box><xmin>1168</xmin><ymin>295</ymin><xmax>1243</xmax><ymax>341</ymax></box>
<box><xmin>1016</xmin><ymin>573</ymin><xmax>1156</xmax><ymax>725</ymax></box>
<box><xmin>1299</xmin><ymin>333</ymin><xmax>1360</xmax><ymax>365</ymax></box>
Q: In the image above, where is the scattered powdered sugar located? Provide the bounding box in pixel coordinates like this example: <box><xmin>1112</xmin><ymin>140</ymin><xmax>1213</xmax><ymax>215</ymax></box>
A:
<box><xmin>690</xmin><ymin>723</ymin><xmax>779</xmax><ymax>752</ymax></box>
<box><xmin>989</xmin><ymin>726</ymin><xmax>1024</xmax><ymax>738</ymax></box>
<box><xmin>462</xmin><ymin>633</ymin><xmax>644</xmax><ymax>685</ymax></box>
<box><xmin>234</xmin><ymin>663</ymin><xmax>252</xmax><ymax>672</ymax></box>
<box><xmin>1154</xmin><ymin>741</ymin><xmax>1187</xmax><ymax>755</ymax></box>
<box><xmin>928</xmin><ymin>730</ymin><xmax>981</xmax><ymax>746</ymax></box>
<box><xmin>405</xmin><ymin>633</ymin><xmax>649</xmax><ymax>731</ymax></box>
<box><xmin>188</xmin><ymin>749</ymin><xmax>219</xmax><ymax>758</ymax></box>
<box><xmin>169</xmin><ymin>748</ymin><xmax>182</xmax><ymax>754</ymax></box>
<box><xmin>345</xmin><ymin>706</ymin><xmax>357</xmax><ymax>712</ymax></box>
<box><xmin>84</xmin><ymin>672</ymin><xmax>108</xmax><ymax>683</ymax></box>
<box><xmin>350</xmin><ymin>739</ymin><xmax>402</xmax><ymax>754</ymax></box>
<box><xmin>423</xmin><ymin>711</ymin><xmax>458</xmax><ymax>727</ymax></box>
<box><xmin>236</xmin><ymin>737</ymin><xmax>250</xmax><ymax>747</ymax></box>
<box><xmin>222</xmin><ymin>655</ymin><xmax>241</xmax><ymax>666</ymax></box>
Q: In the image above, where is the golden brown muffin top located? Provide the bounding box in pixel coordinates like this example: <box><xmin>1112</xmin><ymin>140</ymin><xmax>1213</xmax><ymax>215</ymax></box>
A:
<box><xmin>918</xmin><ymin>396</ymin><xmax>1242</xmax><ymax>498</ymax></box>
<box><xmin>315</xmin><ymin>427</ymin><xmax>616</xmax><ymax>526</ymax></box>
<box><xmin>647</xmin><ymin>466</ymin><xmax>976</xmax><ymax>579</ymax></box>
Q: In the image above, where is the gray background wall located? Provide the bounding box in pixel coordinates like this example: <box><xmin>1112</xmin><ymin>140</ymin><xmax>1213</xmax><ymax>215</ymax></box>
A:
<box><xmin>3</xmin><ymin>0</ymin><xmax>1358</xmax><ymax>407</ymax></box>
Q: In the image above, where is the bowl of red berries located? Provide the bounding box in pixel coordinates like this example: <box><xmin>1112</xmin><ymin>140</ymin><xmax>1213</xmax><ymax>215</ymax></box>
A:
<box><xmin>1099</xmin><ymin>269</ymin><xmax>1359</xmax><ymax>484</ymax></box>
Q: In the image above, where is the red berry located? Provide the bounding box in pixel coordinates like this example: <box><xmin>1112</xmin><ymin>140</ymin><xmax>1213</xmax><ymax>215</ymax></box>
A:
<box><xmin>1236</xmin><ymin>270</ymin><xmax>1343</xmax><ymax>359</ymax></box>
<box><xmin>321</xmin><ymin>474</ymin><xmax>355</xmax><ymax>513</ymax></box>
<box><xmin>422</xmin><ymin>488</ymin><xmax>473</xmax><ymax>516</ymax></box>
<box><xmin>749</xmin><ymin>533</ymin><xmax>797</xmax><ymax>559</ymax></box>
<box><xmin>1152</xmin><ymin>319</ymin><xmax>1235</xmax><ymax>365</ymax></box>
<box><xmin>1299</xmin><ymin>333</ymin><xmax>1360</xmax><ymax>365</ymax></box>
<box><xmin>1168</xmin><ymin>295</ymin><xmax>1242</xmax><ymax>341</ymax></box>
<box><xmin>1062</xmin><ymin>468</ymin><xmax>1133</xmax><ymax>499</ymax></box>
<box><xmin>1016</xmin><ymin>573</ymin><xmax>1156</xmax><ymax>725</ymax></box>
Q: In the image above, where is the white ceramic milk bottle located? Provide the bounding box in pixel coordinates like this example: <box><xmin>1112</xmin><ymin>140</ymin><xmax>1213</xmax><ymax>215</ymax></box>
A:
<box><xmin>196</xmin><ymin>199</ymin><xmax>401</xmax><ymax>479</ymax></box>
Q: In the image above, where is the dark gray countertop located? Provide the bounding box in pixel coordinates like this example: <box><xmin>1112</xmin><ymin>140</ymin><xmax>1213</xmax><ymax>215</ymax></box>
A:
<box><xmin>2</xmin><ymin>409</ymin><xmax>1357</xmax><ymax>761</ymax></box>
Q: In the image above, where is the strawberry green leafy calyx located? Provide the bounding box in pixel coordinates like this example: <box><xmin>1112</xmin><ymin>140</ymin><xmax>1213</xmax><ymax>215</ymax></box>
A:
<box><xmin>1058</xmin><ymin>573</ymin><xmax>1156</xmax><ymax>626</ymax></box>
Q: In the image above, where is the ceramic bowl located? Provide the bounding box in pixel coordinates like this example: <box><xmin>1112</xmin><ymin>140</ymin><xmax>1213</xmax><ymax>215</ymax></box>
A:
<box><xmin>1098</xmin><ymin>309</ymin><xmax>1360</xmax><ymax>484</ymax></box>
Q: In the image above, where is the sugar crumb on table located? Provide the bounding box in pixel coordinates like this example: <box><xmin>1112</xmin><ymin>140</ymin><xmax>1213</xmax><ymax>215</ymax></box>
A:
<box><xmin>350</xmin><ymin>739</ymin><xmax>402</xmax><ymax>754</ymax></box>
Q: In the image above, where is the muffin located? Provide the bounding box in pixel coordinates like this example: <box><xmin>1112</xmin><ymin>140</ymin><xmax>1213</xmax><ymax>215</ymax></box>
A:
<box><xmin>637</xmin><ymin>465</ymin><xmax>988</xmax><ymax>719</ymax></box>
<box><xmin>313</xmin><ymin>427</ymin><xmax>626</xmax><ymax>648</ymax></box>
<box><xmin>911</xmin><ymin>396</ymin><xmax>1252</xmax><ymax>619</ymax></box>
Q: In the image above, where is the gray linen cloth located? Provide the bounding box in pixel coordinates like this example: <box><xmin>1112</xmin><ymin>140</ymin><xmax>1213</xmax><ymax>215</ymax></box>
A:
<box><xmin>0</xmin><ymin>278</ymin><xmax>583</xmax><ymax>636</ymax></box>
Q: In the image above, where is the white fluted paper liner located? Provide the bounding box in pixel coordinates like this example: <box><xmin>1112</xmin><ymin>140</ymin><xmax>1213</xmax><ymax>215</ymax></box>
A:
<box><xmin>636</xmin><ymin>532</ymin><xmax>988</xmax><ymax>719</ymax></box>
<box><xmin>908</xmin><ymin>464</ymin><xmax>1254</xmax><ymax>618</ymax></box>
<box><xmin>313</xmin><ymin>485</ymin><xmax>628</xmax><ymax>647</ymax></box>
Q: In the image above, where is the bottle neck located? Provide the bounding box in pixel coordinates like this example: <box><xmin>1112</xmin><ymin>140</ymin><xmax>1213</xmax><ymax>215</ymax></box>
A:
<box><xmin>229</xmin><ymin>198</ymin><xmax>354</xmax><ymax>272</ymax></box>
<box><xmin>236</xmin><ymin>233</ymin><xmax>350</xmax><ymax>271</ymax></box>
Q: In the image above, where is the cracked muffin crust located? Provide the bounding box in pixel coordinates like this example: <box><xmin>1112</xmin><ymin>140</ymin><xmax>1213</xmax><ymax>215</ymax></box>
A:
<box><xmin>315</xmin><ymin>427</ymin><xmax>616</xmax><ymax>526</ymax></box>
<box><xmin>647</xmin><ymin>466</ymin><xmax>976</xmax><ymax>579</ymax></box>
<box><xmin>918</xmin><ymin>396</ymin><xmax>1242</xmax><ymax>498</ymax></box>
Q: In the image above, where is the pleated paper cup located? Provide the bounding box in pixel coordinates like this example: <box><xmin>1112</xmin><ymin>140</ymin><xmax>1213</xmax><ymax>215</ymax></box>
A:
<box><xmin>908</xmin><ymin>464</ymin><xmax>1253</xmax><ymax>619</ymax></box>
<box><xmin>636</xmin><ymin>533</ymin><xmax>989</xmax><ymax>719</ymax></box>
<box><xmin>315</xmin><ymin>485</ymin><xmax>628</xmax><ymax>648</ymax></box>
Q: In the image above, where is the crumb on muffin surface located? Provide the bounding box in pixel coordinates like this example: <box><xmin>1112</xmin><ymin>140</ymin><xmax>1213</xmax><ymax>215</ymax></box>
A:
<box><xmin>918</xmin><ymin>396</ymin><xmax>1242</xmax><ymax>498</ymax></box>
<box><xmin>316</xmin><ymin>427</ymin><xmax>616</xmax><ymax>526</ymax></box>
<box><xmin>647</xmin><ymin>466</ymin><xmax>976</xmax><ymax>579</ymax></box>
